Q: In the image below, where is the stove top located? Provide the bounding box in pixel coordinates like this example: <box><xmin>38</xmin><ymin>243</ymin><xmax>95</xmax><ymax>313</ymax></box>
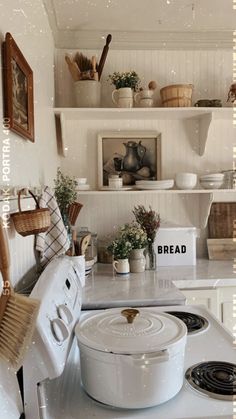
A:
<box><xmin>37</xmin><ymin>305</ymin><xmax>235</xmax><ymax>419</ymax></box>
<box><xmin>166</xmin><ymin>311</ymin><xmax>209</xmax><ymax>334</ymax></box>
<box><xmin>185</xmin><ymin>361</ymin><xmax>236</xmax><ymax>400</ymax></box>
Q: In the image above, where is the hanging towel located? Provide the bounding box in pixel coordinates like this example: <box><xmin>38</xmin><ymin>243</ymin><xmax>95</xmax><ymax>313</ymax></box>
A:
<box><xmin>35</xmin><ymin>186</ymin><xmax>70</xmax><ymax>267</ymax></box>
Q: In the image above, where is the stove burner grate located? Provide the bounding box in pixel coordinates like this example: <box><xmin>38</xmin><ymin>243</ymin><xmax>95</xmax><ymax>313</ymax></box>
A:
<box><xmin>185</xmin><ymin>361</ymin><xmax>236</xmax><ymax>400</ymax></box>
<box><xmin>166</xmin><ymin>311</ymin><xmax>209</xmax><ymax>334</ymax></box>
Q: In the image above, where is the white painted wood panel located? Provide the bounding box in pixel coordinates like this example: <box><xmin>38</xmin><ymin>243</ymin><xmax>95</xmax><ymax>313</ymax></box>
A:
<box><xmin>55</xmin><ymin>49</ymin><xmax>233</xmax><ymax>108</ymax></box>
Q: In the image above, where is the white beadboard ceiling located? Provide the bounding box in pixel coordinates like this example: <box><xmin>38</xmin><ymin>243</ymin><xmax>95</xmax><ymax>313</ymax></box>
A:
<box><xmin>43</xmin><ymin>0</ymin><xmax>236</xmax><ymax>49</ymax></box>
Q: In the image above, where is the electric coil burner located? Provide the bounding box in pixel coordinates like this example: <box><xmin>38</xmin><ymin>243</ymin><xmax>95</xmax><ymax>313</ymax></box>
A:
<box><xmin>185</xmin><ymin>361</ymin><xmax>236</xmax><ymax>400</ymax></box>
<box><xmin>166</xmin><ymin>311</ymin><xmax>209</xmax><ymax>334</ymax></box>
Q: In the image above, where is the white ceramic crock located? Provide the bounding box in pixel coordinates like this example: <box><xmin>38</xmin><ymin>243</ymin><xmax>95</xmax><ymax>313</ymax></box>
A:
<box><xmin>75</xmin><ymin>307</ymin><xmax>187</xmax><ymax>408</ymax></box>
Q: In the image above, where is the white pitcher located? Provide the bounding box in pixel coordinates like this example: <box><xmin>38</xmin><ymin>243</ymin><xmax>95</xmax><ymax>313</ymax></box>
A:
<box><xmin>113</xmin><ymin>258</ymin><xmax>130</xmax><ymax>274</ymax></box>
<box><xmin>112</xmin><ymin>87</ymin><xmax>133</xmax><ymax>108</ymax></box>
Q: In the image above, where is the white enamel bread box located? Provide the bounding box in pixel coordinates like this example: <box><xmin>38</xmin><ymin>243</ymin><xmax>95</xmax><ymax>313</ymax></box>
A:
<box><xmin>154</xmin><ymin>222</ymin><xmax>197</xmax><ymax>266</ymax></box>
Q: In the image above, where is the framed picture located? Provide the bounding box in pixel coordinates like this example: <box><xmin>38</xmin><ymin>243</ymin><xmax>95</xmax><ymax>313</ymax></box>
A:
<box><xmin>2</xmin><ymin>32</ymin><xmax>34</xmax><ymax>142</ymax></box>
<box><xmin>98</xmin><ymin>131</ymin><xmax>161</xmax><ymax>188</ymax></box>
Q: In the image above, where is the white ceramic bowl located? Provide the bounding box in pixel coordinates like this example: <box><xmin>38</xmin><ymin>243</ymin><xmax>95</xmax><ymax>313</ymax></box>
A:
<box><xmin>175</xmin><ymin>173</ymin><xmax>197</xmax><ymax>190</ymax></box>
<box><xmin>76</xmin><ymin>177</ymin><xmax>87</xmax><ymax>185</ymax></box>
<box><xmin>200</xmin><ymin>173</ymin><xmax>224</xmax><ymax>181</ymax></box>
<box><xmin>200</xmin><ymin>180</ymin><xmax>223</xmax><ymax>189</ymax></box>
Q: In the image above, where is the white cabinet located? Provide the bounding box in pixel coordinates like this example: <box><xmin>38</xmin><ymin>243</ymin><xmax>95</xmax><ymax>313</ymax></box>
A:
<box><xmin>182</xmin><ymin>286</ymin><xmax>236</xmax><ymax>335</ymax></box>
<box><xmin>181</xmin><ymin>288</ymin><xmax>220</xmax><ymax>319</ymax></box>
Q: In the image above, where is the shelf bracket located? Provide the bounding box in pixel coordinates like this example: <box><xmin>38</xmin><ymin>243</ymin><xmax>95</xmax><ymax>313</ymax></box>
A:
<box><xmin>198</xmin><ymin>112</ymin><xmax>212</xmax><ymax>156</ymax></box>
<box><xmin>55</xmin><ymin>112</ymin><xmax>68</xmax><ymax>157</ymax></box>
<box><xmin>199</xmin><ymin>192</ymin><xmax>214</xmax><ymax>229</ymax></box>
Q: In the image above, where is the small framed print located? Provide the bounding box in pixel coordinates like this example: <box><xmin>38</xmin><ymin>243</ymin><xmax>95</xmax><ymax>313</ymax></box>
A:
<box><xmin>98</xmin><ymin>130</ymin><xmax>161</xmax><ymax>188</ymax></box>
<box><xmin>2</xmin><ymin>32</ymin><xmax>34</xmax><ymax>142</ymax></box>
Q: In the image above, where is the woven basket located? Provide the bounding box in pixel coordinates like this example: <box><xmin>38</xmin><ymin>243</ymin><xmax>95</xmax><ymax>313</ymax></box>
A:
<box><xmin>160</xmin><ymin>84</ymin><xmax>193</xmax><ymax>107</ymax></box>
<box><xmin>11</xmin><ymin>189</ymin><xmax>51</xmax><ymax>237</ymax></box>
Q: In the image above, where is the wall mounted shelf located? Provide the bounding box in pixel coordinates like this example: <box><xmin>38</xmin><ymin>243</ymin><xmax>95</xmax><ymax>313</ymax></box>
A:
<box><xmin>54</xmin><ymin>107</ymin><xmax>234</xmax><ymax>157</ymax></box>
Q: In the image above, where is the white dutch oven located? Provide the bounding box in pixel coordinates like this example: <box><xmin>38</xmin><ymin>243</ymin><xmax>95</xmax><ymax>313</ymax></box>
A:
<box><xmin>75</xmin><ymin>307</ymin><xmax>187</xmax><ymax>409</ymax></box>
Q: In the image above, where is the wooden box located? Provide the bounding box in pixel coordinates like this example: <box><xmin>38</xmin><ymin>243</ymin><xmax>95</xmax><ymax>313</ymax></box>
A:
<box><xmin>208</xmin><ymin>203</ymin><xmax>236</xmax><ymax>239</ymax></box>
<box><xmin>207</xmin><ymin>238</ymin><xmax>236</xmax><ymax>260</ymax></box>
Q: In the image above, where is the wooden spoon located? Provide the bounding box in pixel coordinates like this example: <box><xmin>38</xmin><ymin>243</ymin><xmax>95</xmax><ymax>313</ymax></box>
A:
<box><xmin>91</xmin><ymin>56</ymin><xmax>98</xmax><ymax>81</ymax></box>
<box><xmin>65</xmin><ymin>55</ymin><xmax>81</xmax><ymax>81</ymax></box>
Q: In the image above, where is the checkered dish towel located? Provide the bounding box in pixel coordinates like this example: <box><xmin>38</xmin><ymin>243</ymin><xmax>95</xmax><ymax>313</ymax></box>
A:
<box><xmin>35</xmin><ymin>186</ymin><xmax>70</xmax><ymax>267</ymax></box>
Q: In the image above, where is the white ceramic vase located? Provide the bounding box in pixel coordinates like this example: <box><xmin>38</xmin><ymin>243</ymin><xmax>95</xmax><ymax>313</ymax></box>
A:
<box><xmin>112</xmin><ymin>87</ymin><xmax>133</xmax><ymax>108</ymax></box>
<box><xmin>129</xmin><ymin>248</ymin><xmax>146</xmax><ymax>273</ymax></box>
<box><xmin>113</xmin><ymin>258</ymin><xmax>130</xmax><ymax>274</ymax></box>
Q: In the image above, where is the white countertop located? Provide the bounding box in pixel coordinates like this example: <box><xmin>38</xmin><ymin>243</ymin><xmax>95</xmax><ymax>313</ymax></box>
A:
<box><xmin>82</xmin><ymin>264</ymin><xmax>186</xmax><ymax>309</ymax></box>
<box><xmin>161</xmin><ymin>259</ymin><xmax>236</xmax><ymax>289</ymax></box>
<box><xmin>82</xmin><ymin>260</ymin><xmax>236</xmax><ymax>309</ymax></box>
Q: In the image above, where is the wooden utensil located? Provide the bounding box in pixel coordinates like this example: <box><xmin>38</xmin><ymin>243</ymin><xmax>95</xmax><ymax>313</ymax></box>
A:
<box><xmin>68</xmin><ymin>202</ymin><xmax>83</xmax><ymax>226</ymax></box>
<box><xmin>65</xmin><ymin>55</ymin><xmax>80</xmax><ymax>81</ymax></box>
<box><xmin>0</xmin><ymin>218</ymin><xmax>40</xmax><ymax>369</ymax></box>
<box><xmin>92</xmin><ymin>56</ymin><xmax>98</xmax><ymax>81</ymax></box>
<box><xmin>97</xmin><ymin>34</ymin><xmax>112</xmax><ymax>80</ymax></box>
<box><xmin>72</xmin><ymin>230</ymin><xmax>80</xmax><ymax>256</ymax></box>
<box><xmin>80</xmin><ymin>234</ymin><xmax>91</xmax><ymax>255</ymax></box>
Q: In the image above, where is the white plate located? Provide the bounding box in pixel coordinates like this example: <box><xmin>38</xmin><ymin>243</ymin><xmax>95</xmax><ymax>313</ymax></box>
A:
<box><xmin>100</xmin><ymin>186</ymin><xmax>133</xmax><ymax>191</ymax></box>
<box><xmin>135</xmin><ymin>183</ymin><xmax>174</xmax><ymax>190</ymax></box>
<box><xmin>136</xmin><ymin>179</ymin><xmax>174</xmax><ymax>185</ymax></box>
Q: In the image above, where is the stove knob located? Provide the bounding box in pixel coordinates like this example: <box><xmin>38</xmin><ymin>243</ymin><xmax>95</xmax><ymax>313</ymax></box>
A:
<box><xmin>58</xmin><ymin>304</ymin><xmax>73</xmax><ymax>325</ymax></box>
<box><xmin>51</xmin><ymin>318</ymin><xmax>69</xmax><ymax>343</ymax></box>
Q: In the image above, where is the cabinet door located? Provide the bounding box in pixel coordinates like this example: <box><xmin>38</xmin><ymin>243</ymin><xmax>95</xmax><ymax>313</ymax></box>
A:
<box><xmin>221</xmin><ymin>301</ymin><xmax>235</xmax><ymax>335</ymax></box>
<box><xmin>182</xmin><ymin>289</ymin><xmax>220</xmax><ymax>319</ymax></box>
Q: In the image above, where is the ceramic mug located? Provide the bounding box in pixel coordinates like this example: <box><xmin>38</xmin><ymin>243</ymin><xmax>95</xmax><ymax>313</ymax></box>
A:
<box><xmin>113</xmin><ymin>258</ymin><xmax>130</xmax><ymax>274</ymax></box>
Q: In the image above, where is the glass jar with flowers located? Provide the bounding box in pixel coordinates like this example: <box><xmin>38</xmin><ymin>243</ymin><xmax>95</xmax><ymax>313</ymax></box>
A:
<box><xmin>108</xmin><ymin>71</ymin><xmax>140</xmax><ymax>108</ymax></box>
<box><xmin>120</xmin><ymin>222</ymin><xmax>148</xmax><ymax>273</ymax></box>
<box><xmin>133</xmin><ymin>205</ymin><xmax>160</xmax><ymax>270</ymax></box>
<box><xmin>107</xmin><ymin>236</ymin><xmax>132</xmax><ymax>274</ymax></box>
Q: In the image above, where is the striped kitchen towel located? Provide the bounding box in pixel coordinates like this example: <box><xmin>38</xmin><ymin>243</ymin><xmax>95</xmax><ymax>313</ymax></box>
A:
<box><xmin>35</xmin><ymin>186</ymin><xmax>70</xmax><ymax>267</ymax></box>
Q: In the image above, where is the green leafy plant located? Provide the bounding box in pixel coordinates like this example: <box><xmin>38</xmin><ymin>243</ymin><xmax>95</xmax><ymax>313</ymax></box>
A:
<box><xmin>108</xmin><ymin>71</ymin><xmax>141</xmax><ymax>91</ymax></box>
<box><xmin>54</xmin><ymin>168</ymin><xmax>77</xmax><ymax>219</ymax></box>
<box><xmin>107</xmin><ymin>236</ymin><xmax>132</xmax><ymax>260</ymax></box>
<box><xmin>120</xmin><ymin>222</ymin><xmax>148</xmax><ymax>249</ymax></box>
<box><xmin>133</xmin><ymin>205</ymin><xmax>160</xmax><ymax>243</ymax></box>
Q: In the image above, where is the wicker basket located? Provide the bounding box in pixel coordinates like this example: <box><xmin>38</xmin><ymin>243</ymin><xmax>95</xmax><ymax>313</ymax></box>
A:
<box><xmin>11</xmin><ymin>189</ymin><xmax>51</xmax><ymax>237</ymax></box>
<box><xmin>160</xmin><ymin>84</ymin><xmax>193</xmax><ymax>107</ymax></box>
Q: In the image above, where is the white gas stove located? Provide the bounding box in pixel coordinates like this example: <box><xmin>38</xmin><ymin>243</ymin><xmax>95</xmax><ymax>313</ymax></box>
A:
<box><xmin>23</xmin><ymin>258</ymin><xmax>235</xmax><ymax>419</ymax></box>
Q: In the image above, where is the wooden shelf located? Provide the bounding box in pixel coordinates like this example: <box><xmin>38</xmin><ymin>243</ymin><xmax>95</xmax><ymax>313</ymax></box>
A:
<box><xmin>54</xmin><ymin>107</ymin><xmax>234</xmax><ymax>157</ymax></box>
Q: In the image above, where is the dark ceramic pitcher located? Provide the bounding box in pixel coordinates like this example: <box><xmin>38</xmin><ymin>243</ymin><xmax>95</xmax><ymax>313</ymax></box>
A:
<box><xmin>122</xmin><ymin>141</ymin><xmax>146</xmax><ymax>172</ymax></box>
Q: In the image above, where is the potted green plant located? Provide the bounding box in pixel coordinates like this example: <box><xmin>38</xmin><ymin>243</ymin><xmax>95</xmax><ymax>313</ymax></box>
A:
<box><xmin>54</xmin><ymin>168</ymin><xmax>77</xmax><ymax>224</ymax></box>
<box><xmin>120</xmin><ymin>222</ymin><xmax>148</xmax><ymax>273</ymax></box>
<box><xmin>108</xmin><ymin>71</ymin><xmax>141</xmax><ymax>108</ymax></box>
<box><xmin>107</xmin><ymin>235</ymin><xmax>132</xmax><ymax>274</ymax></box>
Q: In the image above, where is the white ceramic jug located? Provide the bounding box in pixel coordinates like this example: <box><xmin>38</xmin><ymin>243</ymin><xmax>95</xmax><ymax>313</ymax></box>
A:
<box><xmin>113</xmin><ymin>258</ymin><xmax>130</xmax><ymax>274</ymax></box>
<box><xmin>112</xmin><ymin>87</ymin><xmax>133</xmax><ymax>108</ymax></box>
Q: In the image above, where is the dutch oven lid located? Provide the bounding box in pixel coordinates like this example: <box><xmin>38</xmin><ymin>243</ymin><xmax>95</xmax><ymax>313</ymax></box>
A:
<box><xmin>75</xmin><ymin>307</ymin><xmax>187</xmax><ymax>354</ymax></box>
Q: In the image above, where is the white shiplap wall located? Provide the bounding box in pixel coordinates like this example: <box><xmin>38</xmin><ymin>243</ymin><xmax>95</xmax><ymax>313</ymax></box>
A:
<box><xmin>55</xmin><ymin>49</ymin><xmax>233</xmax><ymax>107</ymax></box>
<box><xmin>55</xmin><ymin>48</ymin><xmax>235</xmax><ymax>258</ymax></box>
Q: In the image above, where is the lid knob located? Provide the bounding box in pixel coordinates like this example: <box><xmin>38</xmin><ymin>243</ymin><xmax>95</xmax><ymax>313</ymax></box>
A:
<box><xmin>121</xmin><ymin>308</ymin><xmax>140</xmax><ymax>324</ymax></box>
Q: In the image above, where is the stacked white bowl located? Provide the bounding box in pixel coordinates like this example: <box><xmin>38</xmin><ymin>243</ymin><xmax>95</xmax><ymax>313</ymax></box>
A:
<box><xmin>76</xmin><ymin>178</ymin><xmax>90</xmax><ymax>191</ymax></box>
<box><xmin>199</xmin><ymin>173</ymin><xmax>224</xmax><ymax>189</ymax></box>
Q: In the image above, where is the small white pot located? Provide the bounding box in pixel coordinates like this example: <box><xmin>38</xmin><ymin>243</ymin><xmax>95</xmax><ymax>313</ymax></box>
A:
<box><xmin>113</xmin><ymin>258</ymin><xmax>130</xmax><ymax>274</ymax></box>
<box><xmin>75</xmin><ymin>308</ymin><xmax>187</xmax><ymax>408</ymax></box>
<box><xmin>112</xmin><ymin>87</ymin><xmax>133</xmax><ymax>108</ymax></box>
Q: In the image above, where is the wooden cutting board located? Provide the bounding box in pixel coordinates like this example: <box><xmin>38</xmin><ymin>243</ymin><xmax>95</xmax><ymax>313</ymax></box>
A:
<box><xmin>208</xmin><ymin>202</ymin><xmax>236</xmax><ymax>239</ymax></box>
<box><xmin>207</xmin><ymin>238</ymin><xmax>236</xmax><ymax>260</ymax></box>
